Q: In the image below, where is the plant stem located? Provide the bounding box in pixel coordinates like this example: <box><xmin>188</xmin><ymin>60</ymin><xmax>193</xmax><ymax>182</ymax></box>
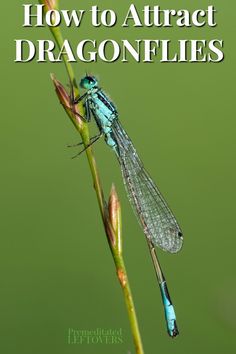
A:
<box><xmin>115</xmin><ymin>256</ymin><xmax>144</xmax><ymax>354</ymax></box>
<box><xmin>40</xmin><ymin>1</ymin><xmax>144</xmax><ymax>352</ymax></box>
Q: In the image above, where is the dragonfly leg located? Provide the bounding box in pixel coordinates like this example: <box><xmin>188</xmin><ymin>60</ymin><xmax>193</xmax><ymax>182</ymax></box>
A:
<box><xmin>67</xmin><ymin>134</ymin><xmax>101</xmax><ymax>148</ymax></box>
<box><xmin>71</xmin><ymin>133</ymin><xmax>103</xmax><ymax>159</ymax></box>
<box><xmin>70</xmin><ymin>82</ymin><xmax>88</xmax><ymax>105</ymax></box>
<box><xmin>62</xmin><ymin>102</ymin><xmax>90</xmax><ymax>122</ymax></box>
<box><xmin>61</xmin><ymin>83</ymin><xmax>90</xmax><ymax>122</ymax></box>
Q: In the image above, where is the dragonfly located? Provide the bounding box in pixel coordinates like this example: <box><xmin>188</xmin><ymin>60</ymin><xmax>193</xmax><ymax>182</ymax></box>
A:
<box><xmin>70</xmin><ymin>75</ymin><xmax>183</xmax><ymax>338</ymax></box>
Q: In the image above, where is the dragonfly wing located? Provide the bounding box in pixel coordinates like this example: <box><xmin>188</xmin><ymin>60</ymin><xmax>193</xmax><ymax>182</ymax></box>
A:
<box><xmin>112</xmin><ymin>120</ymin><xmax>183</xmax><ymax>253</ymax></box>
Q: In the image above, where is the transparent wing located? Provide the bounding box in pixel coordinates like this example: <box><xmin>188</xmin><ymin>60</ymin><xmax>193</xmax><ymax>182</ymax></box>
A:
<box><xmin>112</xmin><ymin>120</ymin><xmax>183</xmax><ymax>253</ymax></box>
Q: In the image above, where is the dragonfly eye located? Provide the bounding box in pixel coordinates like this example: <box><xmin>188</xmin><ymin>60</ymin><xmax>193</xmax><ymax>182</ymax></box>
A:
<box><xmin>87</xmin><ymin>76</ymin><xmax>97</xmax><ymax>86</ymax></box>
<box><xmin>80</xmin><ymin>76</ymin><xmax>98</xmax><ymax>89</ymax></box>
<box><xmin>87</xmin><ymin>76</ymin><xmax>94</xmax><ymax>83</ymax></box>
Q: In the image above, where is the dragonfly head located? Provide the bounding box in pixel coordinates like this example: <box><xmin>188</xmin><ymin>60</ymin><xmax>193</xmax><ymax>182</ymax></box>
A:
<box><xmin>80</xmin><ymin>76</ymin><xmax>98</xmax><ymax>90</ymax></box>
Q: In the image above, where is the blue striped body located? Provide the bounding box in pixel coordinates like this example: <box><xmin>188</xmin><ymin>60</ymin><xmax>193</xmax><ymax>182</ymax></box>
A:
<box><xmin>160</xmin><ymin>281</ymin><xmax>179</xmax><ymax>337</ymax></box>
<box><xmin>84</xmin><ymin>85</ymin><xmax>118</xmax><ymax>151</ymax></box>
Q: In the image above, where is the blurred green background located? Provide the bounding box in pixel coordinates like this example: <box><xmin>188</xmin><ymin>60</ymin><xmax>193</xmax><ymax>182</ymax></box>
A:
<box><xmin>1</xmin><ymin>0</ymin><xmax>235</xmax><ymax>353</ymax></box>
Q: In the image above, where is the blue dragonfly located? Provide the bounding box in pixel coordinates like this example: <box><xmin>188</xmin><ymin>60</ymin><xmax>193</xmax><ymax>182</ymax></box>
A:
<box><xmin>70</xmin><ymin>75</ymin><xmax>183</xmax><ymax>338</ymax></box>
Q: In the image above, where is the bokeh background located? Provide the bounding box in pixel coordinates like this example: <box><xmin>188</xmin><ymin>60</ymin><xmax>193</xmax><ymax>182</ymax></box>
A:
<box><xmin>1</xmin><ymin>0</ymin><xmax>235</xmax><ymax>353</ymax></box>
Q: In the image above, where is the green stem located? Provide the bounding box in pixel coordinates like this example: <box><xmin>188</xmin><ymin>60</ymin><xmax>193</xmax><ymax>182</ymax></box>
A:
<box><xmin>41</xmin><ymin>2</ymin><xmax>144</xmax><ymax>352</ymax></box>
<box><xmin>114</xmin><ymin>255</ymin><xmax>144</xmax><ymax>354</ymax></box>
<box><xmin>52</xmin><ymin>27</ymin><xmax>76</xmax><ymax>86</ymax></box>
